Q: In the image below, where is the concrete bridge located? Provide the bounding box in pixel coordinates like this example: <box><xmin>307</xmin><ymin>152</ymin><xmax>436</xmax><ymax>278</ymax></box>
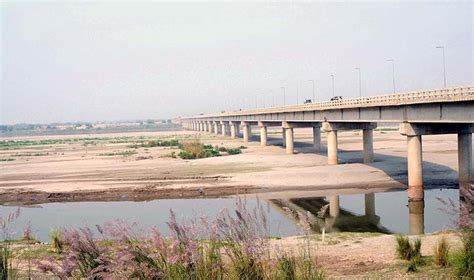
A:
<box><xmin>181</xmin><ymin>86</ymin><xmax>474</xmax><ymax>201</ymax></box>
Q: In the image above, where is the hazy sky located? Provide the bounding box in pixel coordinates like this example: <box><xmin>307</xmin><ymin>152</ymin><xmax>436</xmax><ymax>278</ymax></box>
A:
<box><xmin>1</xmin><ymin>1</ymin><xmax>472</xmax><ymax>124</ymax></box>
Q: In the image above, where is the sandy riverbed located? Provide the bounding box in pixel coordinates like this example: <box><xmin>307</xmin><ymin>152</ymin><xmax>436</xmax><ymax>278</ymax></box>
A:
<box><xmin>0</xmin><ymin>128</ymin><xmax>466</xmax><ymax>204</ymax></box>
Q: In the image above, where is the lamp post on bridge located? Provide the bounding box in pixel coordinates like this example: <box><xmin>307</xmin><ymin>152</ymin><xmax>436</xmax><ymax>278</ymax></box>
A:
<box><xmin>270</xmin><ymin>90</ymin><xmax>274</xmax><ymax>107</ymax></box>
<box><xmin>435</xmin><ymin>46</ymin><xmax>447</xmax><ymax>88</ymax></box>
<box><xmin>386</xmin><ymin>59</ymin><xmax>396</xmax><ymax>93</ymax></box>
<box><xmin>354</xmin><ymin>67</ymin><xmax>362</xmax><ymax>97</ymax></box>
<box><xmin>296</xmin><ymin>85</ymin><xmax>299</xmax><ymax>104</ymax></box>
<box><xmin>281</xmin><ymin>87</ymin><xmax>286</xmax><ymax>106</ymax></box>
<box><xmin>330</xmin><ymin>74</ymin><xmax>335</xmax><ymax>97</ymax></box>
<box><xmin>308</xmin><ymin>79</ymin><xmax>315</xmax><ymax>102</ymax></box>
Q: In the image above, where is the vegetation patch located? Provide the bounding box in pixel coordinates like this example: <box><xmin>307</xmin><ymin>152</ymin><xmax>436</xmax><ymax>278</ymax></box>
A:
<box><xmin>177</xmin><ymin>140</ymin><xmax>243</xmax><ymax>159</ymax></box>
<box><xmin>97</xmin><ymin>150</ymin><xmax>137</xmax><ymax>157</ymax></box>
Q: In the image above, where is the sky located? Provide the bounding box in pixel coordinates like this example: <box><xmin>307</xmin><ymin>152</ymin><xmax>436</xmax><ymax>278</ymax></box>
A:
<box><xmin>1</xmin><ymin>1</ymin><xmax>473</xmax><ymax>124</ymax></box>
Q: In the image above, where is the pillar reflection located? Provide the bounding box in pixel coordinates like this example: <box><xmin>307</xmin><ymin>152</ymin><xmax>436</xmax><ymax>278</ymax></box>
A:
<box><xmin>408</xmin><ymin>200</ymin><xmax>425</xmax><ymax>235</ymax></box>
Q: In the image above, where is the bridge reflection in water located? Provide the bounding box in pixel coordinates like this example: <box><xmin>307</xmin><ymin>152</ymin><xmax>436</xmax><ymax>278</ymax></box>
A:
<box><xmin>270</xmin><ymin>183</ymin><xmax>473</xmax><ymax>235</ymax></box>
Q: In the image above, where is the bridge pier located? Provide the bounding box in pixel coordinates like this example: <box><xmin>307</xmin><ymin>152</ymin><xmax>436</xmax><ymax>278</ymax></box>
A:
<box><xmin>407</xmin><ymin>135</ymin><xmax>424</xmax><ymax>200</ymax></box>
<box><xmin>323</xmin><ymin>122</ymin><xmax>377</xmax><ymax>165</ymax></box>
<box><xmin>400</xmin><ymin>123</ymin><xmax>473</xmax><ymax>201</ymax></box>
<box><xmin>207</xmin><ymin>121</ymin><xmax>213</xmax><ymax>133</ymax></box>
<box><xmin>313</xmin><ymin>125</ymin><xmax>321</xmax><ymax>153</ymax></box>
<box><xmin>327</xmin><ymin>130</ymin><xmax>338</xmax><ymax>165</ymax></box>
<box><xmin>364</xmin><ymin>193</ymin><xmax>376</xmax><ymax>217</ymax></box>
<box><xmin>241</xmin><ymin>122</ymin><xmax>251</xmax><ymax>143</ymax></box>
<box><xmin>363</xmin><ymin>129</ymin><xmax>374</xmax><ymax>163</ymax></box>
<box><xmin>230</xmin><ymin>122</ymin><xmax>237</xmax><ymax>138</ymax></box>
<box><xmin>329</xmin><ymin>195</ymin><xmax>340</xmax><ymax>217</ymax></box>
<box><xmin>212</xmin><ymin>122</ymin><xmax>218</xmax><ymax>134</ymax></box>
<box><xmin>258</xmin><ymin>122</ymin><xmax>268</xmax><ymax>146</ymax></box>
<box><xmin>282</xmin><ymin>128</ymin><xmax>286</xmax><ymax>147</ymax></box>
<box><xmin>458</xmin><ymin>133</ymin><xmax>472</xmax><ymax>182</ymax></box>
<box><xmin>221</xmin><ymin>122</ymin><xmax>227</xmax><ymax>136</ymax></box>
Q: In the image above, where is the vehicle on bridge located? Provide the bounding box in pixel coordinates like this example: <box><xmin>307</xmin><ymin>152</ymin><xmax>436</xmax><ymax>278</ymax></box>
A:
<box><xmin>304</xmin><ymin>99</ymin><xmax>312</xmax><ymax>104</ymax></box>
<box><xmin>330</xmin><ymin>96</ymin><xmax>343</xmax><ymax>101</ymax></box>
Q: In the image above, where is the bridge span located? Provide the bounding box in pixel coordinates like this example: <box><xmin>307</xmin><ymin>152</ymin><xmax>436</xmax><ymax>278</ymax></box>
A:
<box><xmin>181</xmin><ymin>86</ymin><xmax>474</xmax><ymax>201</ymax></box>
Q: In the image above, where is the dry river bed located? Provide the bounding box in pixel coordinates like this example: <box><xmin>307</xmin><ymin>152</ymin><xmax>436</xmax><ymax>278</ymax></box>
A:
<box><xmin>0</xmin><ymin>128</ymin><xmax>463</xmax><ymax>204</ymax></box>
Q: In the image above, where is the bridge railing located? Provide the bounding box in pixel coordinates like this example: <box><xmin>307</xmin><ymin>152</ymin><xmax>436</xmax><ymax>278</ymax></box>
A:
<box><xmin>184</xmin><ymin>86</ymin><xmax>474</xmax><ymax>119</ymax></box>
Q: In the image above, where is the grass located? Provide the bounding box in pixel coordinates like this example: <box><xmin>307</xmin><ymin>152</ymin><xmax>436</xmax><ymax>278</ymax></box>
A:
<box><xmin>0</xmin><ymin>158</ymin><xmax>15</xmax><ymax>162</ymax></box>
<box><xmin>128</xmin><ymin>139</ymin><xmax>180</xmax><ymax>149</ymax></box>
<box><xmin>395</xmin><ymin>235</ymin><xmax>422</xmax><ymax>272</ymax></box>
<box><xmin>450</xmin><ymin>230</ymin><xmax>473</xmax><ymax>278</ymax></box>
<box><xmin>97</xmin><ymin>150</ymin><xmax>137</xmax><ymax>157</ymax></box>
<box><xmin>433</xmin><ymin>235</ymin><xmax>449</xmax><ymax>267</ymax></box>
<box><xmin>26</xmin><ymin>199</ymin><xmax>326</xmax><ymax>279</ymax></box>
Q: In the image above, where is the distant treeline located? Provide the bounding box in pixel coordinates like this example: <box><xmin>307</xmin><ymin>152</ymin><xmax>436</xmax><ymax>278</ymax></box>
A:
<box><xmin>0</xmin><ymin>120</ymin><xmax>179</xmax><ymax>137</ymax></box>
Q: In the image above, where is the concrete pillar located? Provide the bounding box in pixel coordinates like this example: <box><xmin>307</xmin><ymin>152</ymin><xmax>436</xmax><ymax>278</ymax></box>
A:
<box><xmin>260</xmin><ymin>126</ymin><xmax>268</xmax><ymax>146</ymax></box>
<box><xmin>408</xmin><ymin>200</ymin><xmax>424</xmax><ymax>235</ymax></box>
<box><xmin>214</xmin><ymin>122</ymin><xmax>219</xmax><ymax>134</ymax></box>
<box><xmin>282</xmin><ymin>128</ymin><xmax>286</xmax><ymax>147</ymax></box>
<box><xmin>285</xmin><ymin>128</ymin><xmax>294</xmax><ymax>154</ymax></box>
<box><xmin>327</xmin><ymin>130</ymin><xmax>338</xmax><ymax>165</ymax></box>
<box><xmin>221</xmin><ymin>123</ymin><xmax>227</xmax><ymax>136</ymax></box>
<box><xmin>407</xmin><ymin>135</ymin><xmax>424</xmax><ymax>201</ymax></box>
<box><xmin>230</xmin><ymin>123</ymin><xmax>237</xmax><ymax>138</ymax></box>
<box><xmin>458</xmin><ymin>133</ymin><xmax>472</xmax><ymax>182</ymax></box>
<box><xmin>363</xmin><ymin>129</ymin><xmax>374</xmax><ymax>163</ymax></box>
<box><xmin>329</xmin><ymin>195</ymin><xmax>340</xmax><ymax>217</ymax></box>
<box><xmin>242</xmin><ymin>124</ymin><xmax>250</xmax><ymax>143</ymax></box>
<box><xmin>208</xmin><ymin>122</ymin><xmax>213</xmax><ymax>133</ymax></box>
<box><xmin>313</xmin><ymin>126</ymin><xmax>321</xmax><ymax>152</ymax></box>
<box><xmin>364</xmin><ymin>193</ymin><xmax>375</xmax><ymax>216</ymax></box>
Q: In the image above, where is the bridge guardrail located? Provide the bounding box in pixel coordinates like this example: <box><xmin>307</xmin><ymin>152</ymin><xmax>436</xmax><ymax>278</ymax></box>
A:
<box><xmin>183</xmin><ymin>86</ymin><xmax>474</xmax><ymax>119</ymax></box>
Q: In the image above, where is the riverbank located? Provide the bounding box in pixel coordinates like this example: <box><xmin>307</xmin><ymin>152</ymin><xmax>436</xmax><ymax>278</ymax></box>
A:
<box><xmin>0</xmin><ymin>129</ymin><xmax>463</xmax><ymax>204</ymax></box>
<box><xmin>6</xmin><ymin>231</ymin><xmax>465</xmax><ymax>279</ymax></box>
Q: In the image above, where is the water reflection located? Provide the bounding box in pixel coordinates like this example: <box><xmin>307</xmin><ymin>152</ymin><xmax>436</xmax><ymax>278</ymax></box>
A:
<box><xmin>408</xmin><ymin>200</ymin><xmax>424</xmax><ymax>235</ymax></box>
<box><xmin>270</xmin><ymin>193</ymin><xmax>390</xmax><ymax>234</ymax></box>
<box><xmin>270</xmin><ymin>184</ymin><xmax>472</xmax><ymax>236</ymax></box>
<box><xmin>0</xmin><ymin>186</ymin><xmax>466</xmax><ymax>242</ymax></box>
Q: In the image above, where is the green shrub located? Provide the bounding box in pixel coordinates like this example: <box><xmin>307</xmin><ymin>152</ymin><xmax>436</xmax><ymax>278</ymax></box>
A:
<box><xmin>451</xmin><ymin>230</ymin><xmax>473</xmax><ymax>278</ymax></box>
<box><xmin>395</xmin><ymin>235</ymin><xmax>422</xmax><ymax>272</ymax></box>
<box><xmin>51</xmin><ymin>228</ymin><xmax>64</xmax><ymax>254</ymax></box>
<box><xmin>275</xmin><ymin>255</ymin><xmax>296</xmax><ymax>279</ymax></box>
<box><xmin>433</xmin><ymin>235</ymin><xmax>449</xmax><ymax>267</ymax></box>
<box><xmin>226</xmin><ymin>148</ymin><xmax>242</xmax><ymax>155</ymax></box>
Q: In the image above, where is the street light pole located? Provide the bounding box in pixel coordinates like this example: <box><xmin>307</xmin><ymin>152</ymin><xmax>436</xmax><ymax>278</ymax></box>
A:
<box><xmin>308</xmin><ymin>80</ymin><xmax>315</xmax><ymax>102</ymax></box>
<box><xmin>296</xmin><ymin>85</ymin><xmax>299</xmax><ymax>104</ymax></box>
<box><xmin>386</xmin><ymin>59</ymin><xmax>396</xmax><ymax>93</ymax></box>
<box><xmin>330</xmin><ymin>74</ymin><xmax>335</xmax><ymax>97</ymax></box>
<box><xmin>354</xmin><ymin>67</ymin><xmax>361</xmax><ymax>97</ymax></box>
<box><xmin>436</xmin><ymin>46</ymin><xmax>447</xmax><ymax>88</ymax></box>
<box><xmin>281</xmin><ymin>87</ymin><xmax>286</xmax><ymax>106</ymax></box>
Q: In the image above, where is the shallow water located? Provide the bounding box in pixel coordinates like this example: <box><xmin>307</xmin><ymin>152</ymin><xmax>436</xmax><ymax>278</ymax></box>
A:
<box><xmin>0</xmin><ymin>188</ymin><xmax>460</xmax><ymax>242</ymax></box>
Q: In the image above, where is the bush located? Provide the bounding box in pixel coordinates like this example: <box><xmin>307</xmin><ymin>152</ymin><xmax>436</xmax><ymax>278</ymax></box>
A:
<box><xmin>433</xmin><ymin>235</ymin><xmax>449</xmax><ymax>267</ymax></box>
<box><xmin>395</xmin><ymin>235</ymin><xmax>423</xmax><ymax>272</ymax></box>
<box><xmin>396</xmin><ymin>235</ymin><xmax>421</xmax><ymax>261</ymax></box>
<box><xmin>226</xmin><ymin>148</ymin><xmax>242</xmax><ymax>155</ymax></box>
<box><xmin>451</xmin><ymin>229</ymin><xmax>473</xmax><ymax>278</ymax></box>
<box><xmin>51</xmin><ymin>228</ymin><xmax>64</xmax><ymax>254</ymax></box>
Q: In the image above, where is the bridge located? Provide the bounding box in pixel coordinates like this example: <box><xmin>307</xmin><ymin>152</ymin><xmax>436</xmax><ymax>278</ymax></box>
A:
<box><xmin>181</xmin><ymin>86</ymin><xmax>474</xmax><ymax>201</ymax></box>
